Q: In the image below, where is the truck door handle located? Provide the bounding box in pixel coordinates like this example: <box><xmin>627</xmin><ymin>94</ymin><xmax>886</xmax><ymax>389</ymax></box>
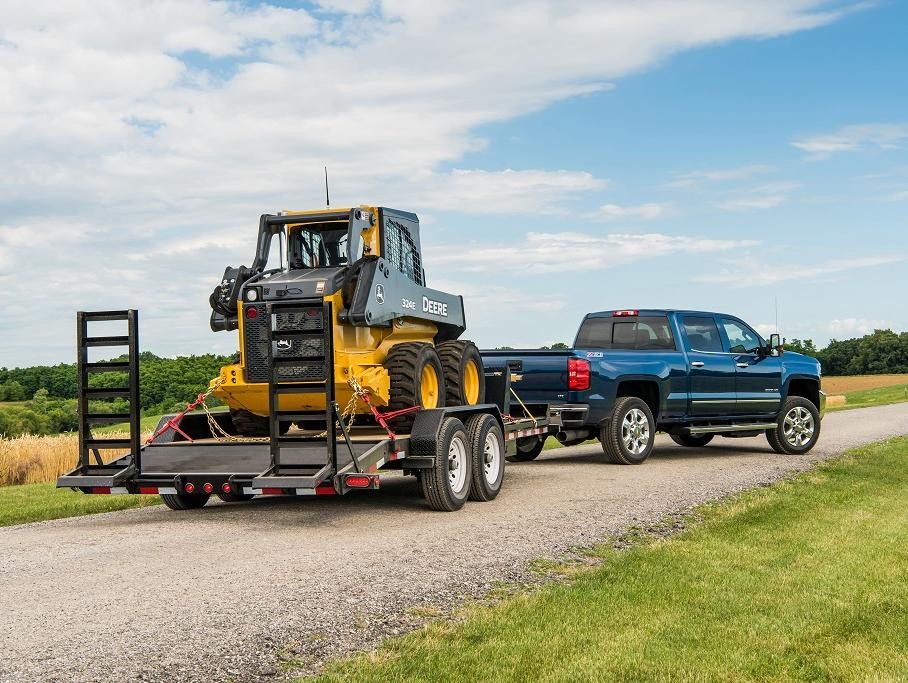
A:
<box><xmin>691</xmin><ymin>361</ymin><xmax>705</xmax><ymax>367</ymax></box>
<box><xmin>736</xmin><ymin>362</ymin><xmax>749</xmax><ymax>368</ymax></box>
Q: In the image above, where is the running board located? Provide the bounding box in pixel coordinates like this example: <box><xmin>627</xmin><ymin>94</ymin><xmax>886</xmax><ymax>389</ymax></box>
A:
<box><xmin>685</xmin><ymin>423</ymin><xmax>775</xmax><ymax>435</ymax></box>
<box><xmin>250</xmin><ymin>463</ymin><xmax>334</xmax><ymax>490</ymax></box>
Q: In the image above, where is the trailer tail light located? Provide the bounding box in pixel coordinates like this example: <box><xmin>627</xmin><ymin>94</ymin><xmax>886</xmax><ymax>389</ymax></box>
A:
<box><xmin>221</xmin><ymin>482</ymin><xmax>232</xmax><ymax>494</ymax></box>
<box><xmin>345</xmin><ymin>474</ymin><xmax>376</xmax><ymax>489</ymax></box>
<box><xmin>613</xmin><ymin>309</ymin><xmax>638</xmax><ymax>317</ymax></box>
<box><xmin>203</xmin><ymin>482</ymin><xmax>214</xmax><ymax>494</ymax></box>
<box><xmin>183</xmin><ymin>482</ymin><xmax>195</xmax><ymax>494</ymax></box>
<box><xmin>568</xmin><ymin>358</ymin><xmax>591</xmax><ymax>391</ymax></box>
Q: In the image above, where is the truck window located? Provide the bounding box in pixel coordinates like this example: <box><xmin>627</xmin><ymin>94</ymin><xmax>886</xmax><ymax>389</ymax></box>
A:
<box><xmin>722</xmin><ymin>319</ymin><xmax>763</xmax><ymax>354</ymax></box>
<box><xmin>682</xmin><ymin>316</ymin><xmax>724</xmax><ymax>352</ymax></box>
<box><xmin>575</xmin><ymin>316</ymin><xmax>675</xmax><ymax>350</ymax></box>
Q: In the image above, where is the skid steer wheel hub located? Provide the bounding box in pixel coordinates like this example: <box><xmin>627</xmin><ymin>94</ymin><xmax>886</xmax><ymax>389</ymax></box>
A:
<box><xmin>463</xmin><ymin>359</ymin><xmax>481</xmax><ymax>405</ymax></box>
<box><xmin>420</xmin><ymin>363</ymin><xmax>440</xmax><ymax>409</ymax></box>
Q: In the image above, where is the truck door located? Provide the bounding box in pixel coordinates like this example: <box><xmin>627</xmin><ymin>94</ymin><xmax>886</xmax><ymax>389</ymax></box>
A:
<box><xmin>680</xmin><ymin>315</ymin><xmax>737</xmax><ymax>416</ymax></box>
<box><xmin>720</xmin><ymin>318</ymin><xmax>782</xmax><ymax>415</ymax></box>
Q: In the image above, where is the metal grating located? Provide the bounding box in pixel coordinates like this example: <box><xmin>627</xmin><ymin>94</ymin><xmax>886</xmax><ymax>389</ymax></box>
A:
<box><xmin>384</xmin><ymin>218</ymin><xmax>423</xmax><ymax>286</ymax></box>
<box><xmin>244</xmin><ymin>303</ymin><xmax>328</xmax><ymax>382</ymax></box>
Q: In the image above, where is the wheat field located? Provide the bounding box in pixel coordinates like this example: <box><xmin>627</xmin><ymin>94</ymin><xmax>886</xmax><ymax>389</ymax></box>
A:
<box><xmin>0</xmin><ymin>432</ymin><xmax>133</xmax><ymax>486</ymax></box>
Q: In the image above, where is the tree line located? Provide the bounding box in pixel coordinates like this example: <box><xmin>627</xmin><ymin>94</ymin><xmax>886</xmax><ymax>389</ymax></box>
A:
<box><xmin>784</xmin><ymin>329</ymin><xmax>908</xmax><ymax>376</ymax></box>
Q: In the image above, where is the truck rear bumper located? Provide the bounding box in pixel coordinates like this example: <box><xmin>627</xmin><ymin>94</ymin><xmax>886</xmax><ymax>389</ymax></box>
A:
<box><xmin>548</xmin><ymin>404</ymin><xmax>590</xmax><ymax>428</ymax></box>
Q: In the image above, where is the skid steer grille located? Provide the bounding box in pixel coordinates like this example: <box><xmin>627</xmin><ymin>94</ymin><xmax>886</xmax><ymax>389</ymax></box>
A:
<box><xmin>243</xmin><ymin>303</ymin><xmax>328</xmax><ymax>382</ymax></box>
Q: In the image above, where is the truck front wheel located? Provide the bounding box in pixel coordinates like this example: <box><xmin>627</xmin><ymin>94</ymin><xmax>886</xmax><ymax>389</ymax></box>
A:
<box><xmin>600</xmin><ymin>397</ymin><xmax>655</xmax><ymax>465</ymax></box>
<box><xmin>766</xmin><ymin>396</ymin><xmax>821</xmax><ymax>455</ymax></box>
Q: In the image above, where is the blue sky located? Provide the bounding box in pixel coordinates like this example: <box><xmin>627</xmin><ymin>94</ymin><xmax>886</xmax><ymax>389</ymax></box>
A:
<box><xmin>0</xmin><ymin>0</ymin><xmax>905</xmax><ymax>367</ymax></box>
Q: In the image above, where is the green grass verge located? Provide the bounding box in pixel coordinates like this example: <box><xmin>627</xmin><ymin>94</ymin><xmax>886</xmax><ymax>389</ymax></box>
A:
<box><xmin>831</xmin><ymin>383</ymin><xmax>908</xmax><ymax>412</ymax></box>
<box><xmin>0</xmin><ymin>483</ymin><xmax>160</xmax><ymax>528</ymax></box>
<box><xmin>315</xmin><ymin>437</ymin><xmax>908</xmax><ymax>682</ymax></box>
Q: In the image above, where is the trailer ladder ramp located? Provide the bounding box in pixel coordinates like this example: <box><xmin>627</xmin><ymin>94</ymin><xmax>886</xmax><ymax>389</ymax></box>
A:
<box><xmin>251</xmin><ymin>300</ymin><xmax>361</xmax><ymax>492</ymax></box>
<box><xmin>58</xmin><ymin>310</ymin><xmax>141</xmax><ymax>488</ymax></box>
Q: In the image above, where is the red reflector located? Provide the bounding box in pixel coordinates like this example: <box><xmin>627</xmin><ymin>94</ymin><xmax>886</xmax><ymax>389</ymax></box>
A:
<box><xmin>307</xmin><ymin>309</ymin><xmax>321</xmax><ymax>317</ymax></box>
<box><xmin>568</xmin><ymin>358</ymin><xmax>591</xmax><ymax>391</ymax></box>
<box><xmin>345</xmin><ymin>475</ymin><xmax>372</xmax><ymax>488</ymax></box>
<box><xmin>138</xmin><ymin>487</ymin><xmax>159</xmax><ymax>495</ymax></box>
<box><xmin>203</xmin><ymin>482</ymin><xmax>214</xmax><ymax>494</ymax></box>
<box><xmin>315</xmin><ymin>485</ymin><xmax>337</xmax><ymax>495</ymax></box>
<box><xmin>221</xmin><ymin>482</ymin><xmax>232</xmax><ymax>494</ymax></box>
<box><xmin>246</xmin><ymin>306</ymin><xmax>258</xmax><ymax>319</ymax></box>
<box><xmin>90</xmin><ymin>486</ymin><xmax>111</xmax><ymax>494</ymax></box>
<box><xmin>184</xmin><ymin>482</ymin><xmax>195</xmax><ymax>494</ymax></box>
<box><xmin>261</xmin><ymin>487</ymin><xmax>284</xmax><ymax>495</ymax></box>
<box><xmin>613</xmin><ymin>309</ymin><xmax>638</xmax><ymax>317</ymax></box>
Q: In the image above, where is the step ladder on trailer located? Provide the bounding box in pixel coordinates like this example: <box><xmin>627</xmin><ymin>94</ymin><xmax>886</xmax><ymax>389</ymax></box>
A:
<box><xmin>251</xmin><ymin>300</ymin><xmax>360</xmax><ymax>492</ymax></box>
<box><xmin>58</xmin><ymin>310</ymin><xmax>141</xmax><ymax>488</ymax></box>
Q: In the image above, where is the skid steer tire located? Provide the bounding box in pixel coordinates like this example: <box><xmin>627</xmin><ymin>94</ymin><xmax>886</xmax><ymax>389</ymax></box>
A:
<box><xmin>384</xmin><ymin>342</ymin><xmax>446</xmax><ymax>431</ymax></box>
<box><xmin>230</xmin><ymin>408</ymin><xmax>290</xmax><ymax>437</ymax></box>
<box><xmin>437</xmin><ymin>340</ymin><xmax>486</xmax><ymax>407</ymax></box>
<box><xmin>420</xmin><ymin>417</ymin><xmax>472</xmax><ymax>511</ymax></box>
<box><xmin>161</xmin><ymin>492</ymin><xmax>210</xmax><ymax>510</ymax></box>
<box><xmin>466</xmin><ymin>414</ymin><xmax>505</xmax><ymax>502</ymax></box>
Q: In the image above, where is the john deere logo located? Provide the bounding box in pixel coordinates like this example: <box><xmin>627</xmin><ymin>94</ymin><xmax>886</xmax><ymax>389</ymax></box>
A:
<box><xmin>276</xmin><ymin>339</ymin><xmax>293</xmax><ymax>353</ymax></box>
<box><xmin>375</xmin><ymin>284</ymin><xmax>385</xmax><ymax>304</ymax></box>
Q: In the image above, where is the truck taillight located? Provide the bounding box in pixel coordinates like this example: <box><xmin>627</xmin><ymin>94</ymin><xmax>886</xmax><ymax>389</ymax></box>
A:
<box><xmin>568</xmin><ymin>358</ymin><xmax>590</xmax><ymax>391</ymax></box>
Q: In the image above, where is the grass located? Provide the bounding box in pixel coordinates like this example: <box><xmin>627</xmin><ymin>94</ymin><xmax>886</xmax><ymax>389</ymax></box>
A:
<box><xmin>0</xmin><ymin>482</ymin><xmax>160</xmax><ymax>527</ymax></box>
<box><xmin>830</xmin><ymin>382</ymin><xmax>908</xmax><ymax>412</ymax></box>
<box><xmin>315</xmin><ymin>437</ymin><xmax>908</xmax><ymax>682</ymax></box>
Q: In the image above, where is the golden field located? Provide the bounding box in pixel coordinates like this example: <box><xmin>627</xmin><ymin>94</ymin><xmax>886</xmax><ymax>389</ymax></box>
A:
<box><xmin>0</xmin><ymin>432</ymin><xmax>132</xmax><ymax>486</ymax></box>
<box><xmin>823</xmin><ymin>374</ymin><xmax>908</xmax><ymax>394</ymax></box>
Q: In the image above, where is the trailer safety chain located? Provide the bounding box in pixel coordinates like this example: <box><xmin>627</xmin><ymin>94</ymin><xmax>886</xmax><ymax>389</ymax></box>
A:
<box><xmin>146</xmin><ymin>376</ymin><xmax>237</xmax><ymax>444</ymax></box>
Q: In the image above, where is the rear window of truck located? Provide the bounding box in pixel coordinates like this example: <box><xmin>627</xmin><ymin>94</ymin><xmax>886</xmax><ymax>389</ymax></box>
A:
<box><xmin>575</xmin><ymin>316</ymin><xmax>676</xmax><ymax>350</ymax></box>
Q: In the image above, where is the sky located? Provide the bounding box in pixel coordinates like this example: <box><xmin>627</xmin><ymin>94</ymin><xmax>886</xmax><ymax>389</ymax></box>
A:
<box><xmin>1</xmin><ymin>0</ymin><xmax>906</xmax><ymax>368</ymax></box>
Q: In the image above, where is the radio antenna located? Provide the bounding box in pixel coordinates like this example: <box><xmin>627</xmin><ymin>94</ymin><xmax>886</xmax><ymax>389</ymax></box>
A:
<box><xmin>324</xmin><ymin>166</ymin><xmax>330</xmax><ymax>207</ymax></box>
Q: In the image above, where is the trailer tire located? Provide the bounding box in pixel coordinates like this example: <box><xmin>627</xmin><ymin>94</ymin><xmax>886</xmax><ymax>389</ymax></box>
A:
<box><xmin>230</xmin><ymin>408</ymin><xmax>291</xmax><ymax>437</ymax></box>
<box><xmin>600</xmin><ymin>397</ymin><xmax>655</xmax><ymax>465</ymax></box>
<box><xmin>509</xmin><ymin>435</ymin><xmax>545</xmax><ymax>461</ymax></box>
<box><xmin>669</xmin><ymin>433</ymin><xmax>714</xmax><ymax>448</ymax></box>
<box><xmin>216</xmin><ymin>491</ymin><xmax>255</xmax><ymax>503</ymax></box>
<box><xmin>384</xmin><ymin>343</ymin><xmax>446</xmax><ymax>430</ymax></box>
<box><xmin>466</xmin><ymin>414</ymin><xmax>504</xmax><ymax>502</ymax></box>
<box><xmin>161</xmin><ymin>492</ymin><xmax>210</xmax><ymax>510</ymax></box>
<box><xmin>766</xmin><ymin>396</ymin><xmax>821</xmax><ymax>455</ymax></box>
<box><xmin>437</xmin><ymin>340</ymin><xmax>486</xmax><ymax>407</ymax></box>
<box><xmin>420</xmin><ymin>417</ymin><xmax>472</xmax><ymax>511</ymax></box>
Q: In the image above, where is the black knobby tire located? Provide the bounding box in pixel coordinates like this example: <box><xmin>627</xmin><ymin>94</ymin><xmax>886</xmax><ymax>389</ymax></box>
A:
<box><xmin>383</xmin><ymin>342</ymin><xmax>446</xmax><ymax>430</ymax></box>
<box><xmin>600</xmin><ymin>396</ymin><xmax>656</xmax><ymax>465</ymax></box>
<box><xmin>229</xmin><ymin>408</ymin><xmax>290</xmax><ymax>437</ymax></box>
<box><xmin>161</xmin><ymin>492</ymin><xmax>210</xmax><ymax>510</ymax></box>
<box><xmin>670</xmin><ymin>433</ymin><xmax>714</xmax><ymax>448</ymax></box>
<box><xmin>436</xmin><ymin>340</ymin><xmax>486</xmax><ymax>407</ymax></box>
<box><xmin>216</xmin><ymin>491</ymin><xmax>255</xmax><ymax>503</ymax></box>
<box><xmin>509</xmin><ymin>435</ymin><xmax>545</xmax><ymax>461</ymax></box>
<box><xmin>766</xmin><ymin>396</ymin><xmax>821</xmax><ymax>455</ymax></box>
<box><xmin>420</xmin><ymin>417</ymin><xmax>472</xmax><ymax>511</ymax></box>
<box><xmin>466</xmin><ymin>414</ymin><xmax>505</xmax><ymax>502</ymax></box>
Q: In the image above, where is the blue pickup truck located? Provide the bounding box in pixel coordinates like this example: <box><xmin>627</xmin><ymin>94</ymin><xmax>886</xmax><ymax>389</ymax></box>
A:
<box><xmin>482</xmin><ymin>309</ymin><xmax>826</xmax><ymax>465</ymax></box>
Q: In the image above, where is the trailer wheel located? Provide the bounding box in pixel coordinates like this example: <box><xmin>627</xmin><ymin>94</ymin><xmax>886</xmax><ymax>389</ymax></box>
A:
<box><xmin>160</xmin><ymin>492</ymin><xmax>210</xmax><ymax>510</ymax></box>
<box><xmin>420</xmin><ymin>417</ymin><xmax>472</xmax><ymax>511</ymax></box>
<box><xmin>600</xmin><ymin>397</ymin><xmax>655</xmax><ymax>465</ymax></box>
<box><xmin>216</xmin><ymin>491</ymin><xmax>255</xmax><ymax>503</ymax></box>
<box><xmin>230</xmin><ymin>408</ymin><xmax>291</xmax><ymax>437</ymax></box>
<box><xmin>766</xmin><ymin>396</ymin><xmax>821</xmax><ymax>455</ymax></box>
<box><xmin>437</xmin><ymin>340</ymin><xmax>486</xmax><ymax>406</ymax></box>
<box><xmin>509</xmin><ymin>435</ymin><xmax>545</xmax><ymax>461</ymax></box>
<box><xmin>669</xmin><ymin>433</ymin><xmax>714</xmax><ymax>448</ymax></box>
<box><xmin>384</xmin><ymin>342</ymin><xmax>447</xmax><ymax>430</ymax></box>
<box><xmin>466</xmin><ymin>414</ymin><xmax>504</xmax><ymax>501</ymax></box>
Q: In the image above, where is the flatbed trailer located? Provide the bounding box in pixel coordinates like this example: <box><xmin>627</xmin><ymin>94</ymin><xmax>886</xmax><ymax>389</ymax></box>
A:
<box><xmin>57</xmin><ymin>310</ymin><xmax>555</xmax><ymax>512</ymax></box>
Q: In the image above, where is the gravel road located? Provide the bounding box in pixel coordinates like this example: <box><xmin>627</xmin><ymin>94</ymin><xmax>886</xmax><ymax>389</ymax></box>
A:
<box><xmin>1</xmin><ymin>403</ymin><xmax>906</xmax><ymax>682</ymax></box>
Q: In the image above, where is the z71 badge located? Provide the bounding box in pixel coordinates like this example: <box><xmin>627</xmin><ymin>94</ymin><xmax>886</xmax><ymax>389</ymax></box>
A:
<box><xmin>586</xmin><ymin>351</ymin><xmax>604</xmax><ymax>358</ymax></box>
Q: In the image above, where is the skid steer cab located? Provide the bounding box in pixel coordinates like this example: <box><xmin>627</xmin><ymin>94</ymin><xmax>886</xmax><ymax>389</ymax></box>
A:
<box><xmin>208</xmin><ymin>206</ymin><xmax>486</xmax><ymax>436</ymax></box>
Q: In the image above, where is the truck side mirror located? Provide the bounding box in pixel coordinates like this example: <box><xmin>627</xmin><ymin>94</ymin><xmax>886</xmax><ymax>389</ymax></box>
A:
<box><xmin>769</xmin><ymin>333</ymin><xmax>782</xmax><ymax>357</ymax></box>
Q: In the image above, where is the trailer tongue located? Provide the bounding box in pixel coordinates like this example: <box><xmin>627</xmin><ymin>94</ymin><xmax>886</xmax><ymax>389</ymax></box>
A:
<box><xmin>57</xmin><ymin>309</ymin><xmax>554</xmax><ymax>512</ymax></box>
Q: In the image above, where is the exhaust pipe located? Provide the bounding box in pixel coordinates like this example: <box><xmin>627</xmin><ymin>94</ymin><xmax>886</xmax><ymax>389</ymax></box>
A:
<box><xmin>556</xmin><ymin>429</ymin><xmax>592</xmax><ymax>444</ymax></box>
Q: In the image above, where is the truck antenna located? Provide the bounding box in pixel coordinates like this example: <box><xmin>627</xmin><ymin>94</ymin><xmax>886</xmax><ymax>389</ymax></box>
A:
<box><xmin>774</xmin><ymin>296</ymin><xmax>779</xmax><ymax>333</ymax></box>
<box><xmin>324</xmin><ymin>166</ymin><xmax>330</xmax><ymax>207</ymax></box>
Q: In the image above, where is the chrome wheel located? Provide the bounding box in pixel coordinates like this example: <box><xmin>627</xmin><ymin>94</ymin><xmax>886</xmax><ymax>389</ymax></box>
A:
<box><xmin>482</xmin><ymin>430</ymin><xmax>502</xmax><ymax>486</ymax></box>
<box><xmin>621</xmin><ymin>408</ymin><xmax>650</xmax><ymax>455</ymax></box>
<box><xmin>783</xmin><ymin>406</ymin><xmax>815</xmax><ymax>447</ymax></box>
<box><xmin>448</xmin><ymin>433</ymin><xmax>468</xmax><ymax>495</ymax></box>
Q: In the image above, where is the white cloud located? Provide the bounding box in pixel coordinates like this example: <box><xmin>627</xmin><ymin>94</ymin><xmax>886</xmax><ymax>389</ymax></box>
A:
<box><xmin>792</xmin><ymin>123</ymin><xmax>908</xmax><ymax>158</ymax></box>
<box><xmin>828</xmin><ymin>318</ymin><xmax>897</xmax><ymax>336</ymax></box>
<box><xmin>590</xmin><ymin>202</ymin><xmax>669</xmax><ymax>220</ymax></box>
<box><xmin>697</xmin><ymin>255</ymin><xmax>904</xmax><ymax>286</ymax></box>
<box><xmin>717</xmin><ymin>182</ymin><xmax>800</xmax><ymax>210</ymax></box>
<box><xmin>428</xmin><ymin>231</ymin><xmax>757</xmax><ymax>274</ymax></box>
<box><xmin>667</xmin><ymin>164</ymin><xmax>775</xmax><ymax>188</ymax></box>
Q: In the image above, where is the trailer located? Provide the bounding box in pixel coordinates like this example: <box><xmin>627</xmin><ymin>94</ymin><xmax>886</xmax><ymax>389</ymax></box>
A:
<box><xmin>57</xmin><ymin>310</ymin><xmax>555</xmax><ymax>512</ymax></box>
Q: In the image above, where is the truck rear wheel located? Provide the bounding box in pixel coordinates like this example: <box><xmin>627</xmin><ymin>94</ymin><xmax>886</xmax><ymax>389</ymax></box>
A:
<box><xmin>510</xmin><ymin>435</ymin><xmax>545</xmax><ymax>461</ymax></box>
<box><xmin>230</xmin><ymin>408</ymin><xmax>291</xmax><ymax>437</ymax></box>
<box><xmin>420</xmin><ymin>417</ymin><xmax>472</xmax><ymax>511</ymax></box>
<box><xmin>600</xmin><ymin>397</ymin><xmax>655</xmax><ymax>465</ymax></box>
<box><xmin>766</xmin><ymin>396</ymin><xmax>821</xmax><ymax>455</ymax></box>
<box><xmin>161</xmin><ymin>492</ymin><xmax>210</xmax><ymax>510</ymax></box>
<box><xmin>466</xmin><ymin>414</ymin><xmax>504</xmax><ymax>501</ymax></box>
<box><xmin>384</xmin><ymin>342</ymin><xmax>446</xmax><ymax>430</ymax></box>
<box><xmin>437</xmin><ymin>340</ymin><xmax>486</xmax><ymax>406</ymax></box>
<box><xmin>216</xmin><ymin>491</ymin><xmax>255</xmax><ymax>503</ymax></box>
<box><xmin>669</xmin><ymin>433</ymin><xmax>714</xmax><ymax>448</ymax></box>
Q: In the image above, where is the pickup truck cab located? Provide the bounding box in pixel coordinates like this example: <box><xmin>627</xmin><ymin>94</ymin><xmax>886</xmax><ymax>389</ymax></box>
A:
<box><xmin>482</xmin><ymin>309</ymin><xmax>826</xmax><ymax>465</ymax></box>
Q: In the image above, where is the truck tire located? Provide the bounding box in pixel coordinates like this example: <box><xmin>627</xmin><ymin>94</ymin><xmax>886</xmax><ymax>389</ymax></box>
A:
<box><xmin>420</xmin><ymin>417</ymin><xmax>472</xmax><ymax>511</ymax></box>
<box><xmin>384</xmin><ymin>342</ymin><xmax>446</xmax><ymax>430</ymax></box>
<box><xmin>160</xmin><ymin>492</ymin><xmax>210</xmax><ymax>510</ymax></box>
<box><xmin>230</xmin><ymin>408</ymin><xmax>291</xmax><ymax>437</ymax></box>
<box><xmin>766</xmin><ymin>396</ymin><xmax>821</xmax><ymax>455</ymax></box>
<box><xmin>466</xmin><ymin>414</ymin><xmax>504</xmax><ymax>502</ymax></box>
<box><xmin>216</xmin><ymin>491</ymin><xmax>255</xmax><ymax>503</ymax></box>
<box><xmin>600</xmin><ymin>397</ymin><xmax>655</xmax><ymax>465</ymax></box>
<box><xmin>669</xmin><ymin>433</ymin><xmax>714</xmax><ymax>448</ymax></box>
<box><xmin>510</xmin><ymin>435</ymin><xmax>545</xmax><ymax>461</ymax></box>
<box><xmin>437</xmin><ymin>340</ymin><xmax>486</xmax><ymax>407</ymax></box>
